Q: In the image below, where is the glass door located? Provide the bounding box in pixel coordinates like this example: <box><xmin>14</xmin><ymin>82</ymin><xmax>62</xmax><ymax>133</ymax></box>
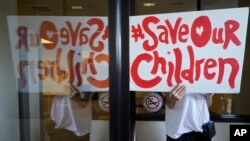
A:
<box><xmin>1</xmin><ymin>0</ymin><xmax>110</xmax><ymax>141</ymax></box>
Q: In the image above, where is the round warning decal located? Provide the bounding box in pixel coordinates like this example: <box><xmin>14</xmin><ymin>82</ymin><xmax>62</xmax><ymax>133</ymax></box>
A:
<box><xmin>143</xmin><ymin>92</ymin><xmax>163</xmax><ymax>113</ymax></box>
<box><xmin>98</xmin><ymin>92</ymin><xmax>110</xmax><ymax>112</ymax></box>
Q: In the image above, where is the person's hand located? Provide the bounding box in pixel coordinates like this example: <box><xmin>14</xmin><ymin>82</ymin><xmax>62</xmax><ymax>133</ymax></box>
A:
<box><xmin>64</xmin><ymin>85</ymin><xmax>80</xmax><ymax>98</ymax></box>
<box><xmin>169</xmin><ymin>84</ymin><xmax>187</xmax><ymax>101</ymax></box>
<box><xmin>206</xmin><ymin>93</ymin><xmax>214</xmax><ymax>100</ymax></box>
<box><xmin>165</xmin><ymin>84</ymin><xmax>187</xmax><ymax>109</ymax></box>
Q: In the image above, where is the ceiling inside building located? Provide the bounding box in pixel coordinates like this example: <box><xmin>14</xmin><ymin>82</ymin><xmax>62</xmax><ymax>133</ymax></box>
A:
<box><xmin>17</xmin><ymin>0</ymin><xmax>240</xmax><ymax>16</ymax></box>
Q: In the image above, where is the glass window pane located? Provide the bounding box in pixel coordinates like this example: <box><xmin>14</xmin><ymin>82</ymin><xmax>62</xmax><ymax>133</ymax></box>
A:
<box><xmin>1</xmin><ymin>0</ymin><xmax>109</xmax><ymax>141</ymax></box>
<box><xmin>132</xmin><ymin>1</ymin><xmax>250</xmax><ymax>141</ymax></box>
<box><xmin>133</xmin><ymin>1</ymin><xmax>197</xmax><ymax>141</ymax></box>
<box><xmin>205</xmin><ymin>0</ymin><xmax>250</xmax><ymax>116</ymax></box>
<box><xmin>133</xmin><ymin>0</ymin><xmax>197</xmax><ymax>115</ymax></box>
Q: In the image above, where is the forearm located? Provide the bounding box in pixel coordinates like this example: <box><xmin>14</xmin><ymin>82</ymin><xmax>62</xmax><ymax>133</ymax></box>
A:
<box><xmin>206</xmin><ymin>93</ymin><xmax>214</xmax><ymax>107</ymax></box>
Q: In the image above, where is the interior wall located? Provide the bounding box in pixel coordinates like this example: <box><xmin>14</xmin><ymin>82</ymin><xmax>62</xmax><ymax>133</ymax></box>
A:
<box><xmin>0</xmin><ymin>1</ymin><xmax>20</xmax><ymax>141</ymax></box>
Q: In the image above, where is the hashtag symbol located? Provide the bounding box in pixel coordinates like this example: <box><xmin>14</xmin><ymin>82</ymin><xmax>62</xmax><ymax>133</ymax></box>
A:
<box><xmin>131</xmin><ymin>24</ymin><xmax>145</xmax><ymax>42</ymax></box>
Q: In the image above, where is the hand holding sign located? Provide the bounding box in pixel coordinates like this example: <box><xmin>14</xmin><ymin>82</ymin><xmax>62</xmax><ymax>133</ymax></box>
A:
<box><xmin>171</xmin><ymin>84</ymin><xmax>187</xmax><ymax>101</ymax></box>
<box><xmin>165</xmin><ymin>84</ymin><xmax>187</xmax><ymax>109</ymax></box>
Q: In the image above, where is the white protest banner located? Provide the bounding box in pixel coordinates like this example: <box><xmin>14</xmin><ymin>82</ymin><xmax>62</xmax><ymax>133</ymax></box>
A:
<box><xmin>129</xmin><ymin>8</ymin><xmax>249</xmax><ymax>93</ymax></box>
<box><xmin>7</xmin><ymin>16</ymin><xmax>109</xmax><ymax>94</ymax></box>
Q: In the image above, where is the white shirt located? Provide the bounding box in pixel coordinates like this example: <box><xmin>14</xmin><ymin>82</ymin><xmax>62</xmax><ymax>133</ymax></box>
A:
<box><xmin>165</xmin><ymin>93</ymin><xmax>210</xmax><ymax>139</ymax></box>
<box><xmin>51</xmin><ymin>95</ymin><xmax>92</xmax><ymax>136</ymax></box>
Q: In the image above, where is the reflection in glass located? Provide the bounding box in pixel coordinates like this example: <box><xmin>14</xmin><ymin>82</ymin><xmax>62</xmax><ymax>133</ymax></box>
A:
<box><xmin>9</xmin><ymin>0</ymin><xmax>109</xmax><ymax>141</ymax></box>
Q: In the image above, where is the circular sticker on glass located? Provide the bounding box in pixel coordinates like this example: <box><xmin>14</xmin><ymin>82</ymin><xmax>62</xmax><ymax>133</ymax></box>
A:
<box><xmin>143</xmin><ymin>92</ymin><xmax>163</xmax><ymax>113</ymax></box>
<box><xmin>98</xmin><ymin>92</ymin><xmax>110</xmax><ymax>112</ymax></box>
